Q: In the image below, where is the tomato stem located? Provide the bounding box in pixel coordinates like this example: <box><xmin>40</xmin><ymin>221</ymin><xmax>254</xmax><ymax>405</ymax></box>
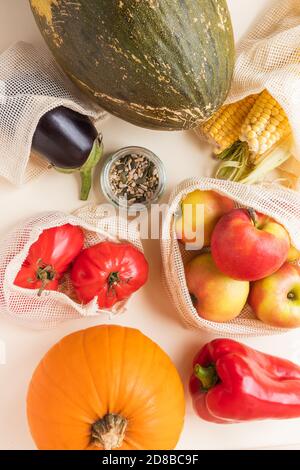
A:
<box><xmin>36</xmin><ymin>264</ymin><xmax>56</xmax><ymax>296</ymax></box>
<box><xmin>108</xmin><ymin>271</ymin><xmax>120</xmax><ymax>286</ymax></box>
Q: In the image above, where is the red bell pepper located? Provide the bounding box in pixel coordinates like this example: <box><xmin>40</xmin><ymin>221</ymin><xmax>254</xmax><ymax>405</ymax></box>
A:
<box><xmin>190</xmin><ymin>339</ymin><xmax>300</xmax><ymax>423</ymax></box>
<box><xmin>14</xmin><ymin>224</ymin><xmax>84</xmax><ymax>295</ymax></box>
<box><xmin>71</xmin><ymin>241</ymin><xmax>149</xmax><ymax>308</ymax></box>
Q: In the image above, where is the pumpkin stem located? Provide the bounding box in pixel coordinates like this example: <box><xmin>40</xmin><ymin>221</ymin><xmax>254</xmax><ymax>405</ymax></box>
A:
<box><xmin>92</xmin><ymin>413</ymin><xmax>127</xmax><ymax>450</ymax></box>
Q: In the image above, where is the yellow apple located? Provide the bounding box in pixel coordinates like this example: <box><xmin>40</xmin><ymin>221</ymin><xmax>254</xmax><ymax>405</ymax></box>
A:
<box><xmin>287</xmin><ymin>245</ymin><xmax>300</xmax><ymax>262</ymax></box>
<box><xmin>175</xmin><ymin>190</ymin><xmax>234</xmax><ymax>249</ymax></box>
<box><xmin>185</xmin><ymin>253</ymin><xmax>249</xmax><ymax>323</ymax></box>
<box><xmin>249</xmin><ymin>262</ymin><xmax>300</xmax><ymax>328</ymax></box>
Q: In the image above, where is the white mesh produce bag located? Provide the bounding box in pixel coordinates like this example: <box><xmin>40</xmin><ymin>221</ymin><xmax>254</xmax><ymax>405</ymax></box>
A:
<box><xmin>0</xmin><ymin>205</ymin><xmax>144</xmax><ymax>329</ymax></box>
<box><xmin>161</xmin><ymin>177</ymin><xmax>300</xmax><ymax>337</ymax></box>
<box><xmin>226</xmin><ymin>0</ymin><xmax>300</xmax><ymax>159</ymax></box>
<box><xmin>0</xmin><ymin>41</ymin><xmax>106</xmax><ymax>185</ymax></box>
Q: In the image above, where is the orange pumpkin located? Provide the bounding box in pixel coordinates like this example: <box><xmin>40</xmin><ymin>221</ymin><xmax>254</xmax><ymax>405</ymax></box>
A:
<box><xmin>27</xmin><ymin>325</ymin><xmax>185</xmax><ymax>450</ymax></box>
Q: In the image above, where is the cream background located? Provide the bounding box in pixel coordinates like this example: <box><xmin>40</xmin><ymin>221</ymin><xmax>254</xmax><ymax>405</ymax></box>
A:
<box><xmin>0</xmin><ymin>0</ymin><xmax>299</xmax><ymax>450</ymax></box>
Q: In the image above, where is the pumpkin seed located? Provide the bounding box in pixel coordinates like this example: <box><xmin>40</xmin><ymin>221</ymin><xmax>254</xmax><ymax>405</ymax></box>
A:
<box><xmin>109</xmin><ymin>152</ymin><xmax>160</xmax><ymax>206</ymax></box>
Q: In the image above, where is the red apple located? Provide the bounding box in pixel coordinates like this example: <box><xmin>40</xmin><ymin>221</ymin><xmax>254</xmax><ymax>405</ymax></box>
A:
<box><xmin>249</xmin><ymin>262</ymin><xmax>300</xmax><ymax>328</ymax></box>
<box><xmin>185</xmin><ymin>253</ymin><xmax>249</xmax><ymax>323</ymax></box>
<box><xmin>211</xmin><ymin>209</ymin><xmax>290</xmax><ymax>281</ymax></box>
<box><xmin>175</xmin><ymin>190</ymin><xmax>234</xmax><ymax>249</ymax></box>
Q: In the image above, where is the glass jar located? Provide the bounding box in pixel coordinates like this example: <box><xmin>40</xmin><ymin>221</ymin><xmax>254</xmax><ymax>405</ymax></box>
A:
<box><xmin>100</xmin><ymin>146</ymin><xmax>166</xmax><ymax>212</ymax></box>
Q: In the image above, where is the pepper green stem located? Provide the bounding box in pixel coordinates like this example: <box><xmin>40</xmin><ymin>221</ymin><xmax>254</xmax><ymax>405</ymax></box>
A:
<box><xmin>56</xmin><ymin>133</ymin><xmax>104</xmax><ymax>201</ymax></box>
<box><xmin>194</xmin><ymin>364</ymin><xmax>218</xmax><ymax>392</ymax></box>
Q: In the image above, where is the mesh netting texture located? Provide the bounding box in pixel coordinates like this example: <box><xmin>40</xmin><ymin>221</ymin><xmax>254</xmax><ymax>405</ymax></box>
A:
<box><xmin>225</xmin><ymin>0</ymin><xmax>300</xmax><ymax>158</ymax></box>
<box><xmin>161</xmin><ymin>177</ymin><xmax>300</xmax><ymax>337</ymax></box>
<box><xmin>0</xmin><ymin>41</ymin><xmax>106</xmax><ymax>185</ymax></box>
<box><xmin>0</xmin><ymin>205</ymin><xmax>144</xmax><ymax>329</ymax></box>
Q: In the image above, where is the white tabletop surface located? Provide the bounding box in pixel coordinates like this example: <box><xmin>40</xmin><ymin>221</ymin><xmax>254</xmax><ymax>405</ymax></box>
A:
<box><xmin>1</xmin><ymin>0</ymin><xmax>300</xmax><ymax>451</ymax></box>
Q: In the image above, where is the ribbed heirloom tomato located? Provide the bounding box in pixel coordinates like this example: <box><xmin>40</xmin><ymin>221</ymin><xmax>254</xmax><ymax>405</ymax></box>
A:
<box><xmin>71</xmin><ymin>241</ymin><xmax>149</xmax><ymax>308</ymax></box>
<box><xmin>14</xmin><ymin>224</ymin><xmax>84</xmax><ymax>294</ymax></box>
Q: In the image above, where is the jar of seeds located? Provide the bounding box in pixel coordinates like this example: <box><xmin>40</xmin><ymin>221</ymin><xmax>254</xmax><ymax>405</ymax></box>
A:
<box><xmin>100</xmin><ymin>146</ymin><xmax>166</xmax><ymax>211</ymax></box>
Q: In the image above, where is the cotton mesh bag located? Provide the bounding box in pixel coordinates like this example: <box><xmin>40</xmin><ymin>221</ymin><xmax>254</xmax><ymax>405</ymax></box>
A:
<box><xmin>0</xmin><ymin>41</ymin><xmax>106</xmax><ymax>185</ymax></box>
<box><xmin>228</xmin><ymin>0</ymin><xmax>300</xmax><ymax>155</ymax></box>
<box><xmin>161</xmin><ymin>177</ymin><xmax>300</xmax><ymax>337</ymax></box>
<box><xmin>0</xmin><ymin>205</ymin><xmax>144</xmax><ymax>329</ymax></box>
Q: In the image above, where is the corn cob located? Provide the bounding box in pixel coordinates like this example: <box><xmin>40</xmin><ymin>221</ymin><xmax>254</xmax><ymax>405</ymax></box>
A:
<box><xmin>214</xmin><ymin>90</ymin><xmax>292</xmax><ymax>182</ymax></box>
<box><xmin>198</xmin><ymin>94</ymin><xmax>258</xmax><ymax>154</ymax></box>
<box><xmin>240</xmin><ymin>90</ymin><xmax>291</xmax><ymax>156</ymax></box>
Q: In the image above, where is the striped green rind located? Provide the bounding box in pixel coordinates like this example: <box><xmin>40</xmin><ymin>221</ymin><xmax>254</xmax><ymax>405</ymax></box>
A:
<box><xmin>30</xmin><ymin>0</ymin><xmax>235</xmax><ymax>130</ymax></box>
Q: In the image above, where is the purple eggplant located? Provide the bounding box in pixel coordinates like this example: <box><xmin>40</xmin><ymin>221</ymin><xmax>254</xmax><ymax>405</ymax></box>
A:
<box><xmin>32</xmin><ymin>106</ymin><xmax>103</xmax><ymax>200</ymax></box>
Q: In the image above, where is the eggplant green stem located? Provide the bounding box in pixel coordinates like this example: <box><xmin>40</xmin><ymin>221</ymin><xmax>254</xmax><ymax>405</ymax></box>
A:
<box><xmin>194</xmin><ymin>364</ymin><xmax>218</xmax><ymax>392</ymax></box>
<box><xmin>56</xmin><ymin>133</ymin><xmax>104</xmax><ymax>201</ymax></box>
<box><xmin>80</xmin><ymin>134</ymin><xmax>103</xmax><ymax>200</ymax></box>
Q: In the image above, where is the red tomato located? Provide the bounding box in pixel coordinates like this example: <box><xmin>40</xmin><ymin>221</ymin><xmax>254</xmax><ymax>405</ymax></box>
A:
<box><xmin>14</xmin><ymin>224</ymin><xmax>84</xmax><ymax>294</ymax></box>
<box><xmin>71</xmin><ymin>241</ymin><xmax>149</xmax><ymax>308</ymax></box>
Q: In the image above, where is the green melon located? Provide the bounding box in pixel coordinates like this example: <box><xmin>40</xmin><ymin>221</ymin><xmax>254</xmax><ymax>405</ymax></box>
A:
<box><xmin>30</xmin><ymin>0</ymin><xmax>235</xmax><ymax>130</ymax></box>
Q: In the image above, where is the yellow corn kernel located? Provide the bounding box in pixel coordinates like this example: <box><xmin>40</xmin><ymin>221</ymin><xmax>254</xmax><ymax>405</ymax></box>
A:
<box><xmin>260</xmin><ymin>144</ymin><xmax>268</xmax><ymax>154</ymax></box>
<box><xmin>271</xmin><ymin>108</ymin><xmax>279</xmax><ymax>116</ymax></box>
<box><xmin>249</xmin><ymin>138</ymin><xmax>259</xmax><ymax>153</ymax></box>
<box><xmin>197</xmin><ymin>94</ymin><xmax>258</xmax><ymax>154</ymax></box>
<box><xmin>240</xmin><ymin>90</ymin><xmax>291</xmax><ymax>155</ymax></box>
<box><xmin>267</xmin><ymin>124</ymin><xmax>276</xmax><ymax>133</ymax></box>
<box><xmin>247</xmin><ymin>130</ymin><xmax>256</xmax><ymax>140</ymax></box>
<box><xmin>260</xmin><ymin>136</ymin><xmax>267</xmax><ymax>145</ymax></box>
